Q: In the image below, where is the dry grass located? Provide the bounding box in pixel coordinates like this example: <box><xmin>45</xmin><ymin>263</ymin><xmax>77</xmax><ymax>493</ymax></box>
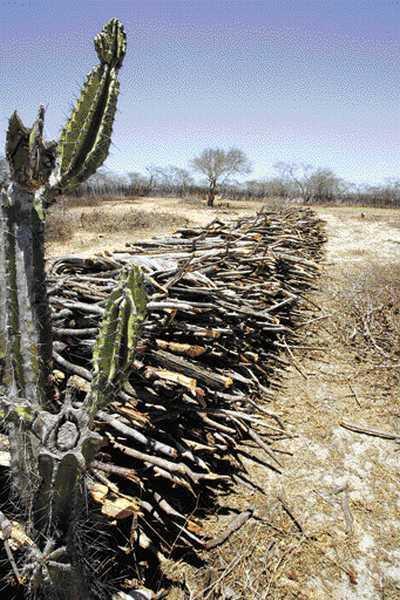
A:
<box><xmin>349</xmin><ymin>211</ymin><xmax>400</xmax><ymax>229</ymax></box>
<box><xmin>46</xmin><ymin>201</ymin><xmax>190</xmax><ymax>244</ymax></box>
<box><xmin>62</xmin><ymin>194</ymin><xmax>112</xmax><ymax>208</ymax></box>
<box><xmin>330</xmin><ymin>262</ymin><xmax>400</xmax><ymax>367</ymax></box>
<box><xmin>164</xmin><ymin>490</ymin><xmax>354</xmax><ymax>600</ymax></box>
<box><xmin>44</xmin><ymin>196</ymin><xmax>268</xmax><ymax>257</ymax></box>
<box><xmin>46</xmin><ymin>208</ymin><xmax>76</xmax><ymax>243</ymax></box>
<box><xmin>78</xmin><ymin>206</ymin><xmax>190</xmax><ymax>234</ymax></box>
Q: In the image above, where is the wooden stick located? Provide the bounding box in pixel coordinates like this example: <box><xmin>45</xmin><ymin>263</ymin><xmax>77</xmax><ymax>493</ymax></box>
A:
<box><xmin>340</xmin><ymin>421</ymin><xmax>399</xmax><ymax>440</ymax></box>
<box><xmin>205</xmin><ymin>508</ymin><xmax>254</xmax><ymax>549</ymax></box>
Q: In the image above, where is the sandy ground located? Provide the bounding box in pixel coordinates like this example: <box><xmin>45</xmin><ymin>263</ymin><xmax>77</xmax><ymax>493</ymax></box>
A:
<box><xmin>267</xmin><ymin>207</ymin><xmax>400</xmax><ymax>599</ymax></box>
<box><xmin>47</xmin><ymin>199</ymin><xmax>400</xmax><ymax>599</ymax></box>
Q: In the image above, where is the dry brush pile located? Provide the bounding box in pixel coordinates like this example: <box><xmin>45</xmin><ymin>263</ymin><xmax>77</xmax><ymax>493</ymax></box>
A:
<box><xmin>44</xmin><ymin>206</ymin><xmax>326</xmax><ymax>587</ymax></box>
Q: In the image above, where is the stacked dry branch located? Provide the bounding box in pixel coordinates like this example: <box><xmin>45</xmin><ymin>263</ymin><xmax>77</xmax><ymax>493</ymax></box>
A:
<box><xmin>46</xmin><ymin>207</ymin><xmax>325</xmax><ymax>573</ymax></box>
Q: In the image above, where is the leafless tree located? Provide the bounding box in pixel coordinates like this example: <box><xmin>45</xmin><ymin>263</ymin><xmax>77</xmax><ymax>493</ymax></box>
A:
<box><xmin>273</xmin><ymin>162</ymin><xmax>314</xmax><ymax>202</ymax></box>
<box><xmin>167</xmin><ymin>166</ymin><xmax>194</xmax><ymax>196</ymax></box>
<box><xmin>273</xmin><ymin>162</ymin><xmax>344</xmax><ymax>203</ymax></box>
<box><xmin>191</xmin><ymin>147</ymin><xmax>252</xmax><ymax>207</ymax></box>
<box><xmin>307</xmin><ymin>168</ymin><xmax>345</xmax><ymax>202</ymax></box>
<box><xmin>127</xmin><ymin>171</ymin><xmax>150</xmax><ymax>195</ymax></box>
<box><xmin>144</xmin><ymin>165</ymin><xmax>194</xmax><ymax>197</ymax></box>
<box><xmin>362</xmin><ymin>178</ymin><xmax>400</xmax><ymax>207</ymax></box>
<box><xmin>245</xmin><ymin>177</ymin><xmax>291</xmax><ymax>199</ymax></box>
<box><xmin>79</xmin><ymin>168</ymin><xmax>128</xmax><ymax>197</ymax></box>
<box><xmin>145</xmin><ymin>165</ymin><xmax>167</xmax><ymax>192</ymax></box>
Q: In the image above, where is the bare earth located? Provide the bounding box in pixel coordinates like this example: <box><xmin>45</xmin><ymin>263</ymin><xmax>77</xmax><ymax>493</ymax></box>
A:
<box><xmin>47</xmin><ymin>199</ymin><xmax>400</xmax><ymax>599</ymax></box>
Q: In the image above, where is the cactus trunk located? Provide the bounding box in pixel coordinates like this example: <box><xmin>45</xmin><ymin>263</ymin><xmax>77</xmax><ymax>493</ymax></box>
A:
<box><xmin>1</xmin><ymin>183</ymin><xmax>52</xmax><ymax>406</ymax></box>
<box><xmin>0</xmin><ymin>192</ymin><xmax>6</xmax><ymax>382</ymax></box>
<box><xmin>0</xmin><ymin>184</ymin><xmax>53</xmax><ymax>504</ymax></box>
<box><xmin>0</xmin><ymin>183</ymin><xmax>104</xmax><ymax>598</ymax></box>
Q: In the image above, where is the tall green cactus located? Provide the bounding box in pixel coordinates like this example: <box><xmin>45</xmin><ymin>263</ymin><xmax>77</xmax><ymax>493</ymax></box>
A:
<box><xmin>56</xmin><ymin>18</ymin><xmax>126</xmax><ymax>192</ymax></box>
<box><xmin>0</xmin><ymin>19</ymin><xmax>148</xmax><ymax>599</ymax></box>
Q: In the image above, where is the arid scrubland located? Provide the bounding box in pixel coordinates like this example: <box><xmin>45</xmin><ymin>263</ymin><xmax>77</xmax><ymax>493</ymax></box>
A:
<box><xmin>0</xmin><ymin>6</ymin><xmax>398</xmax><ymax>599</ymax></box>
<box><xmin>3</xmin><ymin>157</ymin><xmax>400</xmax><ymax>599</ymax></box>
<box><xmin>45</xmin><ymin>195</ymin><xmax>266</xmax><ymax>255</ymax></box>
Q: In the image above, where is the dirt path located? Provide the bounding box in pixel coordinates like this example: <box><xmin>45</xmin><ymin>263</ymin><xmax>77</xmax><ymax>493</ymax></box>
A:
<box><xmin>268</xmin><ymin>208</ymin><xmax>400</xmax><ymax>599</ymax></box>
<box><xmin>169</xmin><ymin>207</ymin><xmax>400</xmax><ymax>599</ymax></box>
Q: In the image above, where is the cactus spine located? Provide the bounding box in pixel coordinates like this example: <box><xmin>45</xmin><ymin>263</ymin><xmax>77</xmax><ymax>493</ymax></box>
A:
<box><xmin>0</xmin><ymin>19</ymin><xmax>147</xmax><ymax>600</ymax></box>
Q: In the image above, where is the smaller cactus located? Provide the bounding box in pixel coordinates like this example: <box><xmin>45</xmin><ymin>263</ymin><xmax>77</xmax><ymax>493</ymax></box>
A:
<box><xmin>89</xmin><ymin>266</ymin><xmax>147</xmax><ymax>419</ymax></box>
<box><xmin>0</xmin><ymin>265</ymin><xmax>147</xmax><ymax>598</ymax></box>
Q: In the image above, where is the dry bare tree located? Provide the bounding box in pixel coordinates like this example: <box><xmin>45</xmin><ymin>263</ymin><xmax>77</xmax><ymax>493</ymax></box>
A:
<box><xmin>273</xmin><ymin>162</ymin><xmax>315</xmax><ymax>202</ymax></box>
<box><xmin>273</xmin><ymin>162</ymin><xmax>344</xmax><ymax>203</ymax></box>
<box><xmin>191</xmin><ymin>147</ymin><xmax>251</xmax><ymax>207</ymax></box>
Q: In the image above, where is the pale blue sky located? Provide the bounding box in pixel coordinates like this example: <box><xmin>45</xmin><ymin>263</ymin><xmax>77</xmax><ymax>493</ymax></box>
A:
<box><xmin>0</xmin><ymin>0</ymin><xmax>398</xmax><ymax>184</ymax></box>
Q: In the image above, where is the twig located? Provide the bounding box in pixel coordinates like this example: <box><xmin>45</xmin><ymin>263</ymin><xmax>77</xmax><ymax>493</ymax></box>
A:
<box><xmin>341</xmin><ymin>487</ymin><xmax>354</xmax><ymax>535</ymax></box>
<box><xmin>281</xmin><ymin>338</ymin><xmax>308</xmax><ymax>380</ymax></box>
<box><xmin>296</xmin><ymin>313</ymin><xmax>331</xmax><ymax>328</ymax></box>
<box><xmin>340</xmin><ymin>421</ymin><xmax>399</xmax><ymax>440</ymax></box>
<box><xmin>276</xmin><ymin>491</ymin><xmax>305</xmax><ymax>535</ymax></box>
<box><xmin>349</xmin><ymin>383</ymin><xmax>361</xmax><ymax>408</ymax></box>
<box><xmin>204</xmin><ymin>508</ymin><xmax>254</xmax><ymax>549</ymax></box>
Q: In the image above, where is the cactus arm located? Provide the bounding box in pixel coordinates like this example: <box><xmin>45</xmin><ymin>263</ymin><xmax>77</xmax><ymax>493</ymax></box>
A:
<box><xmin>69</xmin><ymin>73</ymin><xmax>120</xmax><ymax>187</ymax></box>
<box><xmin>94</xmin><ymin>18</ymin><xmax>127</xmax><ymax>68</ymax></box>
<box><xmin>57</xmin><ymin>68</ymin><xmax>105</xmax><ymax>180</ymax></box>
<box><xmin>55</xmin><ymin>18</ymin><xmax>126</xmax><ymax>192</ymax></box>
<box><xmin>91</xmin><ymin>289</ymin><xmax>124</xmax><ymax>383</ymax></box>
<box><xmin>103</xmin><ymin>297</ymin><xmax>127</xmax><ymax>383</ymax></box>
<box><xmin>126</xmin><ymin>267</ymin><xmax>148</xmax><ymax>354</ymax></box>
<box><xmin>5</xmin><ymin>112</ymin><xmax>31</xmax><ymax>188</ymax></box>
<box><xmin>6</xmin><ymin>107</ymin><xmax>57</xmax><ymax>193</ymax></box>
<box><xmin>88</xmin><ymin>266</ymin><xmax>147</xmax><ymax>419</ymax></box>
